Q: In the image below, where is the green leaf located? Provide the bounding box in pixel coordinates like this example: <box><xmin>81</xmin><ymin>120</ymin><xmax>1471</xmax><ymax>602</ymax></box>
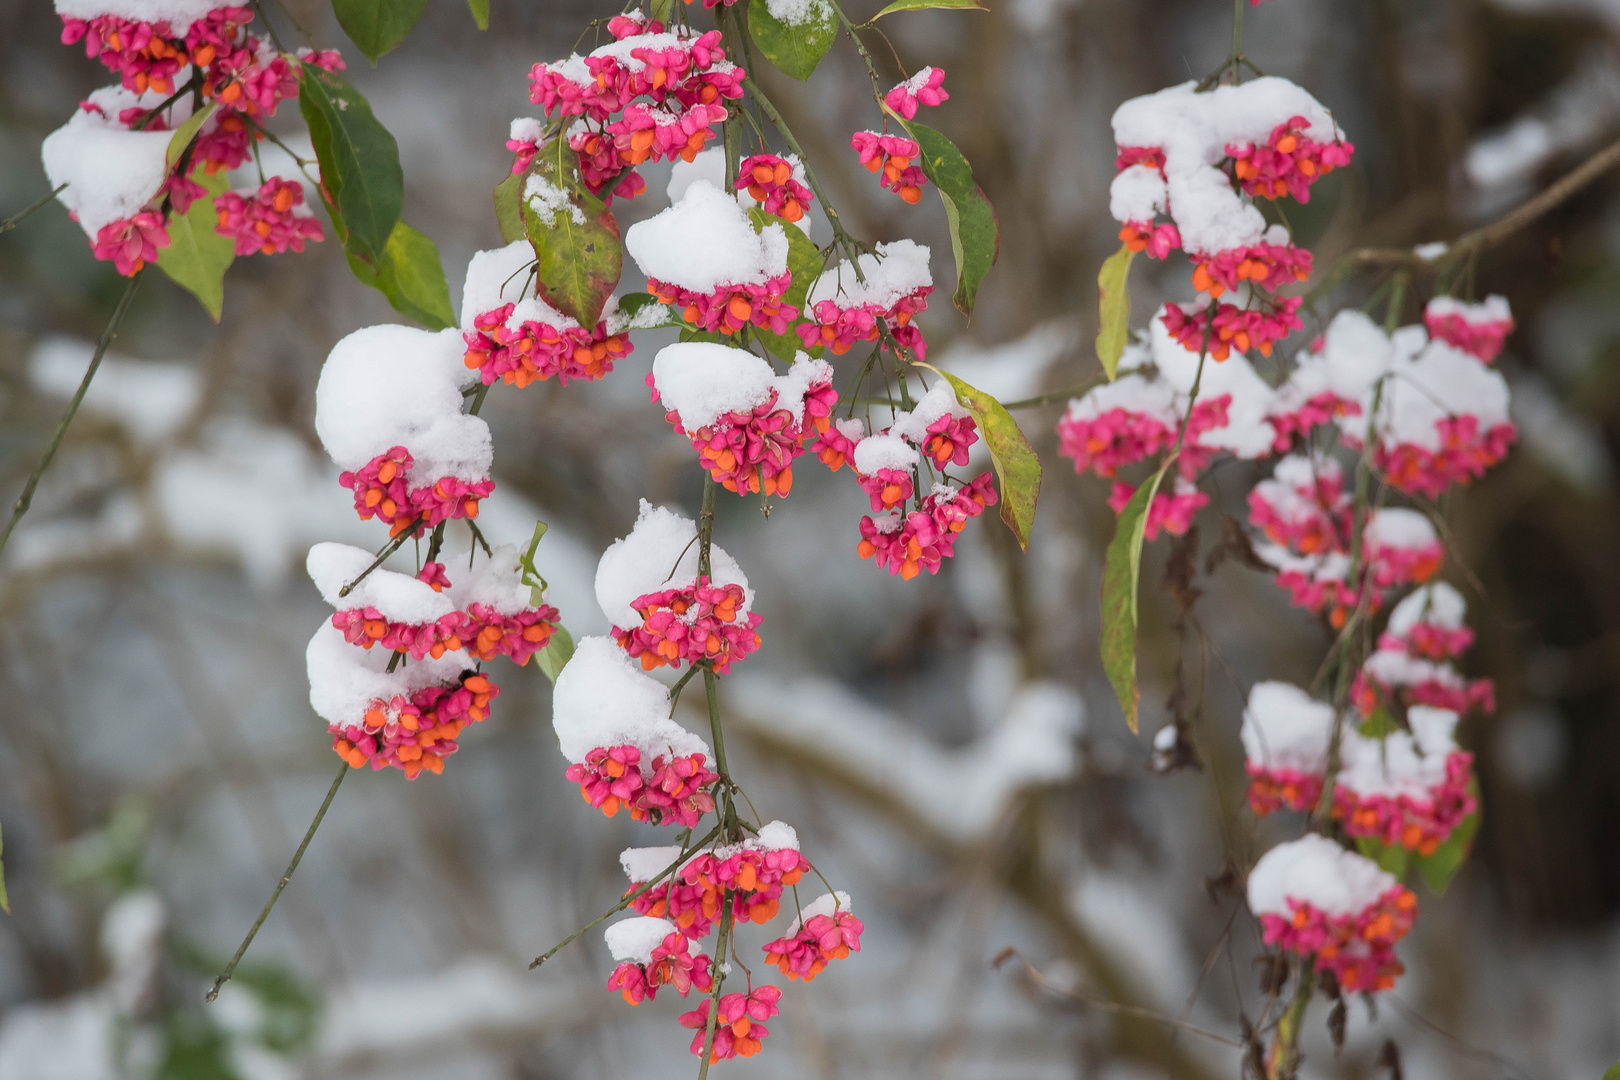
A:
<box><xmin>1356</xmin><ymin>835</ymin><xmax>1411</xmax><ymax>879</ymax></box>
<box><xmin>165</xmin><ymin>102</ymin><xmax>218</xmax><ymax>171</ymax></box>
<box><xmin>746</xmin><ymin>0</ymin><xmax>837</xmax><ymax>81</ymax></box>
<box><xmin>1</xmin><ymin>820</ymin><xmax>10</xmax><ymax>915</ymax></box>
<box><xmin>520</xmin><ymin>142</ymin><xmax>623</xmax><ymax>327</ymax></box>
<box><xmin>1415</xmin><ymin>779</ymin><xmax>1481</xmax><ymax>895</ymax></box>
<box><xmin>535</xmin><ymin>625</ymin><xmax>574</xmax><ymax>684</ymax></box>
<box><xmin>615</xmin><ymin>291</ymin><xmax>682</xmax><ymax>330</ymax></box>
<box><xmin>893</xmin><ymin>116</ymin><xmax>999</xmax><ymax>317</ymax></box>
<box><xmin>746</xmin><ymin>208</ymin><xmax>824</xmax><ymax>360</ymax></box>
<box><xmin>1100</xmin><ymin>462</ymin><xmax>1169</xmax><ymax>732</ymax></box>
<box><xmin>1603</xmin><ymin>1064</ymin><xmax>1620</xmax><ymax>1080</ymax></box>
<box><xmin>871</xmin><ymin>0</ymin><xmax>985</xmax><ymax>18</ymax></box>
<box><xmin>466</xmin><ymin>0</ymin><xmax>489</xmax><ymax>29</ymax></box>
<box><xmin>375</xmin><ymin>221</ymin><xmax>455</xmax><ymax>329</ymax></box>
<box><xmin>333</xmin><ymin>0</ymin><xmax>430</xmax><ymax>63</ymax></box>
<box><xmin>298</xmin><ymin>63</ymin><xmax>403</xmax><ymax>264</ymax></box>
<box><xmin>1096</xmin><ymin>243</ymin><xmax>1135</xmax><ymax>380</ymax></box>
<box><xmin>924</xmin><ymin>366</ymin><xmax>1042</xmax><ymax>549</ymax></box>
<box><xmin>494</xmin><ymin>171</ymin><xmax>526</xmax><ymax>244</ymax></box>
<box><xmin>156</xmin><ymin>169</ymin><xmax>235</xmax><ymax>321</ymax></box>
<box><xmin>517</xmin><ymin>519</ymin><xmax>551</xmax><ymax>606</ymax></box>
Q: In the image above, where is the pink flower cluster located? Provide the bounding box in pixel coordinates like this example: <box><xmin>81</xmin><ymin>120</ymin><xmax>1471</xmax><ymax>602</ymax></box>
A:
<box><xmin>858</xmin><ymin>472</ymin><xmax>998</xmax><ymax>580</ymax></box>
<box><xmin>338</xmin><ymin>446</ymin><xmax>496</xmax><ymax>539</ymax></box>
<box><xmin>657</xmin><ymin>376</ymin><xmax>836</xmax><ymax>498</ymax></box>
<box><xmin>330</xmin><ymin>562</ymin><xmax>560</xmax><ymax>664</ymax></box>
<box><xmin>1258</xmin><ymin>887</ymin><xmax>1416</xmax><ymax>993</ymax></box>
<box><xmin>1228</xmin><ymin>116</ymin><xmax>1354</xmax><ymax>203</ymax></box>
<box><xmin>648</xmin><ymin>272</ymin><xmax>799</xmax><ymax>338</ymax></box>
<box><xmin>763</xmin><ymin>909</ymin><xmax>865</xmax><ymax>981</ymax></box>
<box><xmin>329</xmin><ymin>672</ymin><xmax>497</xmax><ymax>779</ymax></box>
<box><xmin>214</xmin><ymin>177</ymin><xmax>324</xmax><ymax>256</ymax></box>
<box><xmin>525</xmin><ymin>21</ymin><xmax>743</xmax><ymax>203</ymax></box>
<box><xmin>736</xmin><ymin>153</ymin><xmax>813</xmax><ymax>223</ymax></box>
<box><xmin>1245</xmin><ymin>766</ymin><xmax>1323</xmax><ymax>816</ymax></box>
<box><xmin>1057</xmin><ymin>406</ymin><xmax>1175</xmax><ymax>478</ymax></box>
<box><xmin>566</xmin><ymin>745</ymin><xmax>720</xmax><ymax>826</ymax></box>
<box><xmin>461</xmin><ymin>302</ymin><xmax>632</xmax><ymax>388</ymax></box>
<box><xmin>1334</xmin><ymin>752</ymin><xmax>1478</xmax><ymax>855</ymax></box>
<box><xmin>1190</xmin><ymin>241</ymin><xmax>1312</xmax><ymax>298</ymax></box>
<box><xmin>611</xmin><ymin>578</ymin><xmax>765</xmax><ymax>674</ymax></box>
<box><xmin>851</xmin><ymin>131</ymin><xmax>927</xmax><ymax>203</ymax></box>
<box><xmin>94</xmin><ymin>212</ymin><xmax>170</xmax><ymax>276</ymax></box>
<box><xmin>797</xmin><ymin>285</ymin><xmax>933</xmax><ymax>358</ymax></box>
<box><xmin>609</xmin><ymin>931</ymin><xmax>714</xmax><ymax>1004</ymax></box>
<box><xmin>1160</xmin><ymin>295</ymin><xmax>1304</xmax><ymax>362</ymax></box>
<box><xmin>1120</xmin><ymin>220</ymin><xmax>1181</xmax><ymax>259</ymax></box>
<box><xmin>1424</xmin><ymin>298</ymin><xmax>1514</xmax><ymax>362</ymax></box>
<box><xmin>1375</xmin><ymin>415</ymin><xmax>1517</xmax><ymax>500</ymax></box>
<box><xmin>679</xmin><ymin>986</ymin><xmax>782</xmax><ymax>1062</ymax></box>
<box><xmin>883</xmin><ymin>67</ymin><xmax>949</xmax><ymax>119</ymax></box>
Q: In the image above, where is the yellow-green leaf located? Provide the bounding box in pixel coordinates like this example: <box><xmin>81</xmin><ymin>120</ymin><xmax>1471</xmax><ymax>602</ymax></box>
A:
<box><xmin>892</xmin><ymin>116</ymin><xmax>998</xmax><ymax>317</ymax></box>
<box><xmin>156</xmin><ymin>169</ymin><xmax>235</xmax><ymax>321</ymax></box>
<box><xmin>870</xmin><ymin>0</ymin><xmax>985</xmax><ymax>18</ymax></box>
<box><xmin>536</xmin><ymin>625</ymin><xmax>573</xmax><ymax>683</ymax></box>
<box><xmin>1415</xmin><ymin>779</ymin><xmax>1481</xmax><ymax>895</ymax></box>
<box><xmin>1096</xmin><ymin>243</ymin><xmax>1135</xmax><ymax>380</ymax></box>
<box><xmin>924</xmin><ymin>366</ymin><xmax>1041</xmax><ymax>550</ymax></box>
<box><xmin>466</xmin><ymin>0</ymin><xmax>489</xmax><ymax>30</ymax></box>
<box><xmin>494</xmin><ymin>171</ymin><xmax>526</xmax><ymax>244</ymax></box>
<box><xmin>521</xmin><ymin>141</ymin><xmax>623</xmax><ymax>327</ymax></box>
<box><xmin>165</xmin><ymin>102</ymin><xmax>218</xmax><ymax>170</ymax></box>
<box><xmin>746</xmin><ymin>0</ymin><xmax>837</xmax><ymax>81</ymax></box>
<box><xmin>1100</xmin><ymin>461</ymin><xmax>1169</xmax><ymax>732</ymax></box>
<box><xmin>1356</xmin><ymin>835</ymin><xmax>1411</xmax><ymax>879</ymax></box>
<box><xmin>1</xmin><ymin>820</ymin><xmax>9</xmax><ymax>914</ymax></box>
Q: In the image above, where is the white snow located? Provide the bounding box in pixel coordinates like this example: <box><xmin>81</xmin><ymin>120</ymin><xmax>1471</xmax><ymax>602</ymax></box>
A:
<box><xmin>593</xmin><ymin>500</ymin><xmax>752</xmax><ymax>629</ymax></box>
<box><xmin>890</xmin><ymin>384</ymin><xmax>968</xmax><ymax>444</ymax></box>
<box><xmin>1387</xmin><ymin>581</ymin><xmax>1467</xmax><ymax>637</ymax></box>
<box><xmin>625</xmin><ymin>180</ymin><xmax>789</xmax><ymax>291</ymax></box>
<box><xmin>1426</xmin><ymin>295</ymin><xmax>1512</xmax><ymax>326</ymax></box>
<box><xmin>1363</xmin><ymin>507</ymin><xmax>1438</xmax><ymax>552</ymax></box>
<box><xmin>783</xmin><ymin>890</ymin><xmax>852</xmax><ymax>936</ymax></box>
<box><xmin>41</xmin><ymin>87</ymin><xmax>181</xmax><ymax>237</ymax></box>
<box><xmin>1352</xmin><ymin>339</ymin><xmax>1512</xmax><ymax>452</ymax></box>
<box><xmin>54</xmin><ymin>0</ymin><xmax>219</xmax><ymax>21</ymax></box>
<box><xmin>764</xmin><ymin>0</ymin><xmax>832</xmax><ymax>28</ymax></box>
<box><xmin>755</xmin><ymin>820</ymin><xmax>799</xmax><ymax>851</ymax></box>
<box><xmin>806</xmin><ymin>239</ymin><xmax>932</xmax><ymax>310</ymax></box>
<box><xmin>852</xmin><ymin>433</ymin><xmax>919</xmax><ymax>475</ymax></box>
<box><xmin>549</xmin><ymin>635</ymin><xmax>709</xmax><ymax>763</ymax></box>
<box><xmin>1240</xmin><ymin>681</ymin><xmax>1335</xmax><ymax>774</ymax></box>
<box><xmin>1110</xmin><ymin>78</ymin><xmax>1345</xmax><ymax>255</ymax></box>
<box><xmin>1064</xmin><ymin>372</ymin><xmax>1180</xmax><ymax>427</ymax></box>
<box><xmin>620</xmin><ymin>845</ymin><xmax>688</xmax><ymax>883</ymax></box>
<box><xmin>1337</xmin><ymin>707</ymin><xmax>1460</xmax><ymax>801</ymax></box>
<box><xmin>452</xmin><ymin>543</ymin><xmax>534</xmax><ymax>616</ymax></box>
<box><xmin>604</xmin><ymin>917</ymin><xmax>677</xmax><ymax>964</ymax></box>
<box><xmin>460</xmin><ymin>240</ymin><xmax>569</xmax><ymax>331</ymax></box>
<box><xmin>651</xmin><ymin>342</ymin><xmax>776</xmax><ymax>428</ymax></box>
<box><xmin>523</xmin><ymin>173</ymin><xmax>584</xmax><ymax>228</ymax></box>
<box><xmin>306</xmin><ymin>542</ymin><xmax>454</xmax><ymax>622</ymax></box>
<box><xmin>1108</xmin><ymin>163</ymin><xmax>1168</xmax><ymax>223</ymax></box>
<box><xmin>1247</xmin><ymin>833</ymin><xmax>1397</xmax><ymax>918</ymax></box>
<box><xmin>1271</xmin><ymin>310</ymin><xmax>1394</xmax><ymax>420</ymax></box>
<box><xmin>1148</xmin><ymin>314</ymin><xmax>1277</xmax><ymax>457</ymax></box>
<box><xmin>313</xmin><ymin>325</ymin><xmax>490</xmax><ymax>480</ymax></box>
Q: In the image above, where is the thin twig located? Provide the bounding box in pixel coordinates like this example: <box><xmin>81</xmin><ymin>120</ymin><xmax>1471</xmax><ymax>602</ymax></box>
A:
<box><xmin>0</xmin><ymin>271</ymin><xmax>142</xmax><ymax>561</ymax></box>
<box><xmin>0</xmin><ymin>185</ymin><xmax>67</xmax><ymax>235</ymax></box>
<box><xmin>1000</xmin><ymin>380</ymin><xmax>1107</xmax><ymax>410</ymax></box>
<box><xmin>207</xmin><ymin>759</ymin><xmax>349</xmax><ymax>1001</ymax></box>
<box><xmin>337</xmin><ymin>521</ymin><xmax>422</xmax><ymax>598</ymax></box>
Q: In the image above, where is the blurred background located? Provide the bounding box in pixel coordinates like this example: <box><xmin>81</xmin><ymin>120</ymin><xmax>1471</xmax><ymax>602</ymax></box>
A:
<box><xmin>2</xmin><ymin>0</ymin><xmax>1619</xmax><ymax>1075</ymax></box>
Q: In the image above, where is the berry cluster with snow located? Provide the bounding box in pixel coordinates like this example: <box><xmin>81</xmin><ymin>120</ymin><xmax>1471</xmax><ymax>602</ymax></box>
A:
<box><xmin>44</xmin><ymin>0</ymin><xmax>340</xmax><ymax>274</ymax></box>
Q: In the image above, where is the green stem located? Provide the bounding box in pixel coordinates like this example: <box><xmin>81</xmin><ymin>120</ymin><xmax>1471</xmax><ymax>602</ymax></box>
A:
<box><xmin>831</xmin><ymin>1</ymin><xmax>887</xmax><ymax>105</ymax></box>
<box><xmin>0</xmin><ymin>185</ymin><xmax>67</xmax><ymax>234</ymax></box>
<box><xmin>530</xmin><ymin>824</ymin><xmax>720</xmax><ymax>968</ymax></box>
<box><xmin>1264</xmin><ymin>967</ymin><xmax>1314</xmax><ymax>1079</ymax></box>
<box><xmin>0</xmin><ymin>271</ymin><xmax>142</xmax><ymax>561</ymax></box>
<box><xmin>208</xmin><ymin>759</ymin><xmax>348</xmax><ymax>1001</ymax></box>
<box><xmin>1000</xmin><ymin>380</ymin><xmax>1107</xmax><ymax>410</ymax></box>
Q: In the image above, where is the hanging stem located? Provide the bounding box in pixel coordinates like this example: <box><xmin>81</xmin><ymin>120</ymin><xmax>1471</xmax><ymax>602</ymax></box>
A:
<box><xmin>695</xmin><ymin>896</ymin><xmax>736</xmax><ymax>1080</ymax></box>
<box><xmin>1263</xmin><ymin>967</ymin><xmax>1314</xmax><ymax>1080</ymax></box>
<box><xmin>0</xmin><ymin>271</ymin><xmax>143</xmax><ymax>561</ymax></box>
<box><xmin>208</xmin><ymin>759</ymin><xmax>349</xmax><ymax>1001</ymax></box>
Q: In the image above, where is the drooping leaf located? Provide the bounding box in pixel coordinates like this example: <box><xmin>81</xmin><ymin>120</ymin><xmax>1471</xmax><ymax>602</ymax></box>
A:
<box><xmin>893</xmin><ymin>116</ymin><xmax>998</xmax><ymax>317</ymax></box>
<box><xmin>164</xmin><ymin>101</ymin><xmax>218</xmax><ymax>170</ymax></box>
<box><xmin>520</xmin><ymin>141</ymin><xmax>623</xmax><ymax>327</ymax></box>
<box><xmin>536</xmin><ymin>625</ymin><xmax>574</xmax><ymax>683</ymax></box>
<box><xmin>298</xmin><ymin>63</ymin><xmax>403</xmax><ymax>264</ymax></box>
<box><xmin>1100</xmin><ymin>462</ymin><xmax>1169</xmax><ymax>732</ymax></box>
<box><xmin>466</xmin><ymin>0</ymin><xmax>489</xmax><ymax>30</ymax></box>
<box><xmin>871</xmin><ymin>0</ymin><xmax>985</xmax><ymax>18</ymax></box>
<box><xmin>747</xmin><ymin>207</ymin><xmax>824</xmax><ymax>360</ymax></box>
<box><xmin>1415</xmin><ymin>780</ymin><xmax>1481</xmax><ymax>895</ymax></box>
<box><xmin>332</xmin><ymin>0</ymin><xmax>431</xmax><ymax>63</ymax></box>
<box><xmin>517</xmin><ymin>519</ymin><xmax>551</xmax><ymax>606</ymax></box>
<box><xmin>156</xmin><ymin>169</ymin><xmax>235</xmax><ymax>321</ymax></box>
<box><xmin>746</xmin><ymin>0</ymin><xmax>838</xmax><ymax>81</ymax></box>
<box><xmin>1096</xmin><ymin>243</ymin><xmax>1135</xmax><ymax>380</ymax></box>
<box><xmin>924</xmin><ymin>366</ymin><xmax>1041</xmax><ymax>549</ymax></box>
<box><xmin>494</xmin><ymin>171</ymin><xmax>526</xmax><ymax>244</ymax></box>
<box><xmin>1603</xmin><ymin>1064</ymin><xmax>1620</xmax><ymax>1080</ymax></box>
<box><xmin>344</xmin><ymin>220</ymin><xmax>455</xmax><ymax>329</ymax></box>
<box><xmin>1356</xmin><ymin>835</ymin><xmax>1411</xmax><ymax>880</ymax></box>
<box><xmin>1</xmin><ymin>820</ymin><xmax>9</xmax><ymax>914</ymax></box>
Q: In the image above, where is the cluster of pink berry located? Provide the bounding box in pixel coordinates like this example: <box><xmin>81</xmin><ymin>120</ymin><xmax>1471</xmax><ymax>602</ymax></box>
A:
<box><xmin>46</xmin><ymin>1</ymin><xmax>340</xmax><ymax>275</ymax></box>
